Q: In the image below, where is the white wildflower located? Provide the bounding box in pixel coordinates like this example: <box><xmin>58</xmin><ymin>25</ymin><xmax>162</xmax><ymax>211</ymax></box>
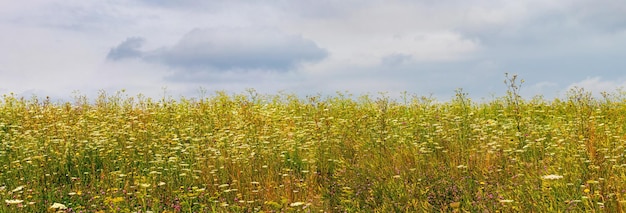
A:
<box><xmin>542</xmin><ymin>174</ymin><xmax>563</xmax><ymax>180</ymax></box>
<box><xmin>5</xmin><ymin>199</ymin><xmax>23</xmax><ymax>204</ymax></box>
<box><xmin>50</xmin><ymin>203</ymin><xmax>67</xmax><ymax>210</ymax></box>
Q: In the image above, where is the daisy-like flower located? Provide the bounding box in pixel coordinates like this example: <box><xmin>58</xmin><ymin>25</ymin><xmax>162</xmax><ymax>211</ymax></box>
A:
<box><xmin>290</xmin><ymin>202</ymin><xmax>305</xmax><ymax>207</ymax></box>
<box><xmin>5</xmin><ymin>199</ymin><xmax>23</xmax><ymax>204</ymax></box>
<box><xmin>50</xmin><ymin>203</ymin><xmax>68</xmax><ymax>210</ymax></box>
<box><xmin>11</xmin><ymin>186</ymin><xmax>24</xmax><ymax>193</ymax></box>
<box><xmin>542</xmin><ymin>174</ymin><xmax>563</xmax><ymax>180</ymax></box>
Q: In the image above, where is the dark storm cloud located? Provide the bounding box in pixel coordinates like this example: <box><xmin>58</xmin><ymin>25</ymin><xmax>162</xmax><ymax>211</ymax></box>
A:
<box><xmin>106</xmin><ymin>37</ymin><xmax>145</xmax><ymax>61</ymax></box>
<box><xmin>143</xmin><ymin>27</ymin><xmax>328</xmax><ymax>71</ymax></box>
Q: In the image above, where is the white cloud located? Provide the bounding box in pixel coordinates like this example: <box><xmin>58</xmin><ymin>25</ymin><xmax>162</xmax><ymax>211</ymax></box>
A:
<box><xmin>566</xmin><ymin>77</ymin><xmax>626</xmax><ymax>96</ymax></box>
<box><xmin>524</xmin><ymin>81</ymin><xmax>560</xmax><ymax>98</ymax></box>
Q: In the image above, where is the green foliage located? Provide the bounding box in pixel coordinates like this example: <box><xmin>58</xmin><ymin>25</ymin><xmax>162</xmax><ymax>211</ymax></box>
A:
<box><xmin>0</xmin><ymin>85</ymin><xmax>625</xmax><ymax>212</ymax></box>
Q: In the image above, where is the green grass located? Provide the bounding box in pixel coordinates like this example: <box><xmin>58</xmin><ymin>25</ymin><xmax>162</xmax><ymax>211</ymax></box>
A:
<box><xmin>1</xmin><ymin>86</ymin><xmax>626</xmax><ymax>212</ymax></box>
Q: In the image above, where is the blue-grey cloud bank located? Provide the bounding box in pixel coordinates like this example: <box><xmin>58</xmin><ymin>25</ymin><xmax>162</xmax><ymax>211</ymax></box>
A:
<box><xmin>108</xmin><ymin>27</ymin><xmax>327</xmax><ymax>71</ymax></box>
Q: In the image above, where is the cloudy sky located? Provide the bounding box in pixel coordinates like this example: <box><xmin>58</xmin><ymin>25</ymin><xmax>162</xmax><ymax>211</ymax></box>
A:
<box><xmin>2</xmin><ymin>0</ymin><xmax>626</xmax><ymax>101</ymax></box>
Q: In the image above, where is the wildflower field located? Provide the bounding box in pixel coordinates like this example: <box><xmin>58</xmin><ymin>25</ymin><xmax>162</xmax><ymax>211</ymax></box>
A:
<box><xmin>2</xmin><ymin>83</ymin><xmax>626</xmax><ymax>212</ymax></box>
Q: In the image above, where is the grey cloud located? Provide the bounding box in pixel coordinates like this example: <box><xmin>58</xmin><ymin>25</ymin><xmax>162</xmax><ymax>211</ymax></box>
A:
<box><xmin>381</xmin><ymin>53</ymin><xmax>413</xmax><ymax>66</ymax></box>
<box><xmin>106</xmin><ymin>37</ymin><xmax>145</xmax><ymax>61</ymax></box>
<box><xmin>11</xmin><ymin>2</ymin><xmax>136</xmax><ymax>32</ymax></box>
<box><xmin>573</xmin><ymin>1</ymin><xmax>626</xmax><ymax>33</ymax></box>
<box><xmin>133</xmin><ymin>0</ymin><xmax>366</xmax><ymax>17</ymax></box>
<box><xmin>459</xmin><ymin>2</ymin><xmax>626</xmax><ymax>48</ymax></box>
<box><xmin>144</xmin><ymin>27</ymin><xmax>327</xmax><ymax>71</ymax></box>
<box><xmin>133</xmin><ymin>0</ymin><xmax>221</xmax><ymax>11</ymax></box>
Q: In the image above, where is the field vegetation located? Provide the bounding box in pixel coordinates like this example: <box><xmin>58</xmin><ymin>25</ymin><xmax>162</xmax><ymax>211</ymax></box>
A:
<box><xmin>2</xmin><ymin>76</ymin><xmax>626</xmax><ymax>212</ymax></box>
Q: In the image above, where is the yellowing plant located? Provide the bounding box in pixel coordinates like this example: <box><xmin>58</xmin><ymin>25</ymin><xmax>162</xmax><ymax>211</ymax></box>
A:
<box><xmin>0</xmin><ymin>86</ymin><xmax>625</xmax><ymax>212</ymax></box>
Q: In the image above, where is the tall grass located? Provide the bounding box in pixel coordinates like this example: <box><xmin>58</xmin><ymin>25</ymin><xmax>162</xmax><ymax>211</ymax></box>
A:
<box><xmin>1</xmin><ymin>86</ymin><xmax>626</xmax><ymax>212</ymax></box>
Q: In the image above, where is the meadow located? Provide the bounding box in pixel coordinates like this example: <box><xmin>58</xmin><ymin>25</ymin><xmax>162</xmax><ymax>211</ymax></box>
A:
<box><xmin>2</xmin><ymin>78</ymin><xmax>626</xmax><ymax>212</ymax></box>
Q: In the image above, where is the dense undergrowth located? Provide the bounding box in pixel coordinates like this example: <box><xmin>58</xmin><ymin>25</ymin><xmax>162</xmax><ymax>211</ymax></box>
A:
<box><xmin>2</xmin><ymin>82</ymin><xmax>626</xmax><ymax>212</ymax></box>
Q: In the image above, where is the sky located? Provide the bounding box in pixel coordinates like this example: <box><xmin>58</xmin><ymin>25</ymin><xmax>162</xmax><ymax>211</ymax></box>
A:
<box><xmin>1</xmin><ymin>0</ymin><xmax>626</xmax><ymax>101</ymax></box>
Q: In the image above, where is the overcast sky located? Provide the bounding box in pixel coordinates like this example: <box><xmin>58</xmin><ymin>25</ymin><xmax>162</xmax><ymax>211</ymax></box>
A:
<box><xmin>2</xmin><ymin>0</ymin><xmax>626</xmax><ymax>101</ymax></box>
